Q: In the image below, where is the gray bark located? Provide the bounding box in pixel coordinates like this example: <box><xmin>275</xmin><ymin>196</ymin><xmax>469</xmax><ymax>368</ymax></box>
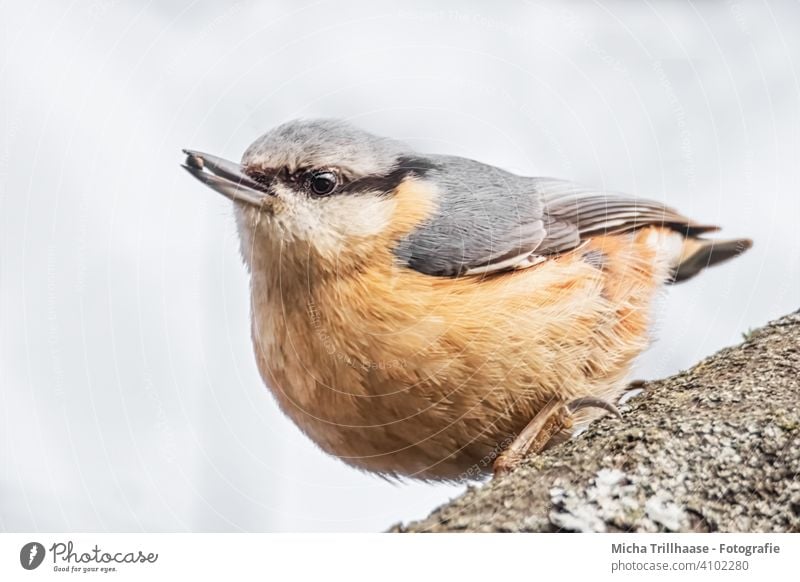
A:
<box><xmin>391</xmin><ymin>311</ymin><xmax>800</xmax><ymax>533</ymax></box>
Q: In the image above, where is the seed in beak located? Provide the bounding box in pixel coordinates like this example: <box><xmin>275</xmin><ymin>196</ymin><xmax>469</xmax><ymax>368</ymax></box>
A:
<box><xmin>185</xmin><ymin>152</ymin><xmax>205</xmax><ymax>170</ymax></box>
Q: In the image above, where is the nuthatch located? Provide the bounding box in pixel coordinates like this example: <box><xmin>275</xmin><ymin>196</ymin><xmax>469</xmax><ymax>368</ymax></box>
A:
<box><xmin>182</xmin><ymin>119</ymin><xmax>751</xmax><ymax>480</ymax></box>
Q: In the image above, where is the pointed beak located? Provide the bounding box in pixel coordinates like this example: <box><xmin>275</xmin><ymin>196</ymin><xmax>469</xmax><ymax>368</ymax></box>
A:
<box><xmin>181</xmin><ymin>149</ymin><xmax>274</xmax><ymax>207</ymax></box>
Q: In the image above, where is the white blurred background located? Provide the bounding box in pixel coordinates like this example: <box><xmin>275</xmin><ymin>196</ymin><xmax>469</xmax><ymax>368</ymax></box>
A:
<box><xmin>2</xmin><ymin>0</ymin><xmax>798</xmax><ymax>532</ymax></box>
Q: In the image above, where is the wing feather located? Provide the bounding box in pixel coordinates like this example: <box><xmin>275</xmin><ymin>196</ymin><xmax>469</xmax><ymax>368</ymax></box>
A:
<box><xmin>394</xmin><ymin>159</ymin><xmax>716</xmax><ymax>277</ymax></box>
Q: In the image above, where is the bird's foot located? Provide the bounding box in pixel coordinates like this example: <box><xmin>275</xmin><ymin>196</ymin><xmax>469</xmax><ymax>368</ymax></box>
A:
<box><xmin>492</xmin><ymin>396</ymin><xmax>622</xmax><ymax>477</ymax></box>
<box><xmin>620</xmin><ymin>379</ymin><xmax>647</xmax><ymax>405</ymax></box>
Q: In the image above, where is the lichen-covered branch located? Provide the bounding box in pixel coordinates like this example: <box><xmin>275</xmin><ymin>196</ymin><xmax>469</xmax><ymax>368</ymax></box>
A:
<box><xmin>392</xmin><ymin>311</ymin><xmax>800</xmax><ymax>533</ymax></box>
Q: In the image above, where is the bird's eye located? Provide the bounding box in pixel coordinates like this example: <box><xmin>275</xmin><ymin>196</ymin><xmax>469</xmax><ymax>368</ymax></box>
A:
<box><xmin>307</xmin><ymin>170</ymin><xmax>338</xmax><ymax>196</ymax></box>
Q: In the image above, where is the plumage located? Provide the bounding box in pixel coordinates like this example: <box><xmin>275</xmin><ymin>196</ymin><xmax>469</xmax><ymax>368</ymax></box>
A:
<box><xmin>394</xmin><ymin>161</ymin><xmax>720</xmax><ymax>277</ymax></box>
<box><xmin>182</xmin><ymin>119</ymin><xmax>752</xmax><ymax>481</ymax></box>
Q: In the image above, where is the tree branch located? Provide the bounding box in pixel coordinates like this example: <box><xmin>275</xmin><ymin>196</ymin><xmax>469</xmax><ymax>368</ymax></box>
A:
<box><xmin>392</xmin><ymin>310</ymin><xmax>800</xmax><ymax>533</ymax></box>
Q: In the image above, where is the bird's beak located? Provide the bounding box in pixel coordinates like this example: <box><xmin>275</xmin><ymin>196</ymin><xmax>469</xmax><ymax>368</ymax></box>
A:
<box><xmin>181</xmin><ymin>149</ymin><xmax>274</xmax><ymax>207</ymax></box>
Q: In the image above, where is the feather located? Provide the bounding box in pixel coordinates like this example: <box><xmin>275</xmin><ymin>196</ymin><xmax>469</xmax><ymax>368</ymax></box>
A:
<box><xmin>394</xmin><ymin>160</ymin><xmax>718</xmax><ymax>277</ymax></box>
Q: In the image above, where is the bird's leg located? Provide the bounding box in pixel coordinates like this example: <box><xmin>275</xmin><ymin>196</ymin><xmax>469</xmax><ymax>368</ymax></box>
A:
<box><xmin>493</xmin><ymin>399</ymin><xmax>566</xmax><ymax>476</ymax></box>
<box><xmin>492</xmin><ymin>396</ymin><xmax>622</xmax><ymax>477</ymax></box>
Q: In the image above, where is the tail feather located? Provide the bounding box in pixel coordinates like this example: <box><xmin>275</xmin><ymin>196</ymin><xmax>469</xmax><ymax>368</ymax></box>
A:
<box><xmin>670</xmin><ymin>237</ymin><xmax>752</xmax><ymax>283</ymax></box>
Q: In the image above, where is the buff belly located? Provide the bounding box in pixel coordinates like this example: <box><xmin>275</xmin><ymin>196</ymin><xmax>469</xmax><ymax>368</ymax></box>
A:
<box><xmin>249</xmin><ymin>228</ymin><xmax>672</xmax><ymax>480</ymax></box>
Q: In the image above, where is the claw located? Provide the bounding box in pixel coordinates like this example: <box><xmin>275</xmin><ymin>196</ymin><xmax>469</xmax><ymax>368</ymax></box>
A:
<box><xmin>493</xmin><ymin>396</ymin><xmax>623</xmax><ymax>478</ymax></box>
<box><xmin>567</xmin><ymin>396</ymin><xmax>622</xmax><ymax>418</ymax></box>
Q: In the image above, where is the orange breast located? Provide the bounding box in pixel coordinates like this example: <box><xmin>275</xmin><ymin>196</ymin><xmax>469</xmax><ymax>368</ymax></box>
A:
<box><xmin>248</xmin><ymin>225</ymin><xmax>669</xmax><ymax>480</ymax></box>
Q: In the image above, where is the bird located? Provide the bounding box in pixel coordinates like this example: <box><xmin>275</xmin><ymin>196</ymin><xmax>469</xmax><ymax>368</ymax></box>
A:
<box><xmin>182</xmin><ymin>119</ymin><xmax>751</xmax><ymax>481</ymax></box>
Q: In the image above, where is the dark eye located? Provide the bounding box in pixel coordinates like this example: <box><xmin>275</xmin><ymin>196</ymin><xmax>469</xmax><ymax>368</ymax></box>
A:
<box><xmin>307</xmin><ymin>170</ymin><xmax>338</xmax><ymax>196</ymax></box>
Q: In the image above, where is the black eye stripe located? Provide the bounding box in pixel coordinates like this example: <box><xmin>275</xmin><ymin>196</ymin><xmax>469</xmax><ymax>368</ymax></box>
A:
<box><xmin>246</xmin><ymin>156</ymin><xmax>438</xmax><ymax>197</ymax></box>
<box><xmin>244</xmin><ymin>168</ymin><xmax>278</xmax><ymax>186</ymax></box>
<box><xmin>339</xmin><ymin>157</ymin><xmax>437</xmax><ymax>196</ymax></box>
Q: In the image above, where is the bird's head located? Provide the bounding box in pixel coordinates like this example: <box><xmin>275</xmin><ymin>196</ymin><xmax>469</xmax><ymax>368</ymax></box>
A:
<box><xmin>183</xmin><ymin>119</ymin><xmax>437</xmax><ymax>277</ymax></box>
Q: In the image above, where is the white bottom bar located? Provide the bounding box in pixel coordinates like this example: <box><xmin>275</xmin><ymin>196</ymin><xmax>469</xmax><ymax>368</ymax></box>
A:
<box><xmin>1</xmin><ymin>533</ymin><xmax>796</xmax><ymax>581</ymax></box>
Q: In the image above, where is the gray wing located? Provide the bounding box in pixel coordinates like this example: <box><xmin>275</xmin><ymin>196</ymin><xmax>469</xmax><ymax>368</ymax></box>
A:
<box><xmin>393</xmin><ymin>155</ymin><xmax>718</xmax><ymax>277</ymax></box>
